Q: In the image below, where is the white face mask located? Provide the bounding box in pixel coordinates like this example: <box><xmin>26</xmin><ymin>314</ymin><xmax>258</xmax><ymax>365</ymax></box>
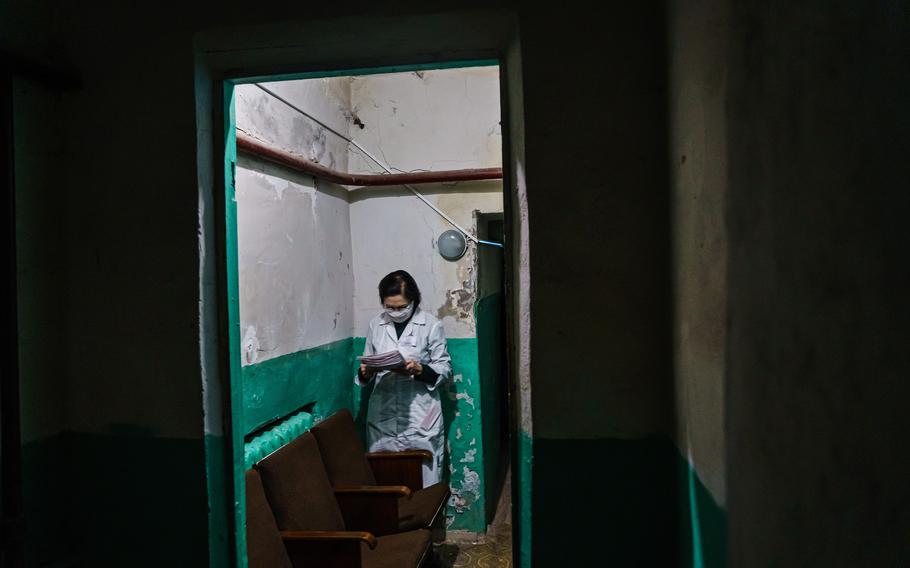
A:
<box><xmin>383</xmin><ymin>302</ymin><xmax>414</xmax><ymax>323</ymax></box>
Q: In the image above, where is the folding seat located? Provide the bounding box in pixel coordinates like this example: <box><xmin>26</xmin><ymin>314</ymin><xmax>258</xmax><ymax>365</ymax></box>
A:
<box><xmin>310</xmin><ymin>409</ymin><xmax>449</xmax><ymax>534</ymax></box>
<box><xmin>248</xmin><ymin>432</ymin><xmax>431</xmax><ymax>567</ymax></box>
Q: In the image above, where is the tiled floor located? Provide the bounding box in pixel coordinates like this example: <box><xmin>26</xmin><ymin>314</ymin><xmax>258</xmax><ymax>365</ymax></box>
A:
<box><xmin>428</xmin><ymin>469</ymin><xmax>512</xmax><ymax>567</ymax></box>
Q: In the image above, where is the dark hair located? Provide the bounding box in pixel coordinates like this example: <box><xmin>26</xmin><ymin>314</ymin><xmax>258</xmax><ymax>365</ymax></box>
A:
<box><xmin>378</xmin><ymin>270</ymin><xmax>421</xmax><ymax>308</ymax></box>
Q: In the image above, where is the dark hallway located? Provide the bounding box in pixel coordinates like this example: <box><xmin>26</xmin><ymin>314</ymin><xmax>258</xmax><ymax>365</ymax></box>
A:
<box><xmin>2</xmin><ymin>2</ymin><xmax>909</xmax><ymax>567</ymax></box>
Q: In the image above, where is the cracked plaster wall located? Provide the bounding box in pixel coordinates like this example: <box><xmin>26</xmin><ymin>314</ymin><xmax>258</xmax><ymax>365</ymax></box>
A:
<box><xmin>235</xmin><ymin>81</ymin><xmax>355</xmax><ymax>365</ymax></box>
<box><xmin>348</xmin><ymin>67</ymin><xmax>504</xmax><ymax>339</ymax></box>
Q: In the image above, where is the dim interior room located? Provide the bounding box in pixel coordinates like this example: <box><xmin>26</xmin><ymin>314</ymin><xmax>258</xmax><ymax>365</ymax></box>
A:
<box><xmin>228</xmin><ymin>63</ymin><xmax>510</xmax><ymax>548</ymax></box>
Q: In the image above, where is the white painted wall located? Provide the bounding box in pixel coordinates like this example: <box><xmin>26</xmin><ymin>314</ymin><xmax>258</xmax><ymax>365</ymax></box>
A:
<box><xmin>236</xmin><ymin>79</ymin><xmax>352</xmax><ymax>171</ymax></box>
<box><xmin>235</xmin><ymin>82</ymin><xmax>354</xmax><ymax>366</ymax></box>
<box><xmin>348</xmin><ymin>67</ymin><xmax>502</xmax><ymax>173</ymax></box>
<box><xmin>348</xmin><ymin>67</ymin><xmax>503</xmax><ymax>339</ymax></box>
<box><xmin>235</xmin><ymin>66</ymin><xmax>503</xmax><ymax>355</ymax></box>
<box><xmin>350</xmin><ymin>186</ymin><xmax>503</xmax><ymax>339</ymax></box>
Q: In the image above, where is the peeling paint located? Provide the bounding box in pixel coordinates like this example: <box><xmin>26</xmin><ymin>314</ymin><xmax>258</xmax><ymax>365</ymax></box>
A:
<box><xmin>460</xmin><ymin>448</ymin><xmax>477</xmax><ymax>463</ymax></box>
<box><xmin>242</xmin><ymin>325</ymin><xmax>259</xmax><ymax>365</ymax></box>
<box><xmin>448</xmin><ymin>465</ymin><xmax>482</xmax><ymax>515</ymax></box>
<box><xmin>456</xmin><ymin>391</ymin><xmax>475</xmax><ymax>409</ymax></box>
<box><xmin>436</xmin><ymin>244</ymin><xmax>478</xmax><ymax>325</ymax></box>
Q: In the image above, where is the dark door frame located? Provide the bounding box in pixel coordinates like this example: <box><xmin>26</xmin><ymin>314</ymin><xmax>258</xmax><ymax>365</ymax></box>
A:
<box><xmin>194</xmin><ymin>10</ymin><xmax>529</xmax><ymax>566</ymax></box>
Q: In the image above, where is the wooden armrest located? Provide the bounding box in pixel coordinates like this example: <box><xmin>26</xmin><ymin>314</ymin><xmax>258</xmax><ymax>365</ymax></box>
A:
<box><xmin>281</xmin><ymin>530</ymin><xmax>377</xmax><ymax>550</ymax></box>
<box><xmin>281</xmin><ymin>530</ymin><xmax>375</xmax><ymax>567</ymax></box>
<box><xmin>333</xmin><ymin>486</ymin><xmax>403</xmax><ymax>536</ymax></box>
<box><xmin>366</xmin><ymin>452</ymin><xmax>429</xmax><ymax>491</ymax></box>
<box><xmin>334</xmin><ymin>485</ymin><xmax>411</xmax><ymax>498</ymax></box>
<box><xmin>366</xmin><ymin>450</ymin><xmax>433</xmax><ymax>460</ymax></box>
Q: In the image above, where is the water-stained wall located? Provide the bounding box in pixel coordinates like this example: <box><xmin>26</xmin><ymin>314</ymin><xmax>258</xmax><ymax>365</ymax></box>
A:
<box><xmin>234</xmin><ymin>81</ymin><xmax>356</xmax><ymax>433</ymax></box>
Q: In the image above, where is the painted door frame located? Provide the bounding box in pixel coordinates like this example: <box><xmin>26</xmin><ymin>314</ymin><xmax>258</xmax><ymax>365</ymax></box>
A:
<box><xmin>194</xmin><ymin>11</ymin><xmax>531</xmax><ymax>566</ymax></box>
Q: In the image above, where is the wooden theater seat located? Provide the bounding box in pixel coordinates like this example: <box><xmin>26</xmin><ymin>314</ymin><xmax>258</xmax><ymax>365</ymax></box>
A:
<box><xmin>310</xmin><ymin>409</ymin><xmax>450</xmax><ymax>534</ymax></box>
<box><xmin>247</xmin><ymin>433</ymin><xmax>431</xmax><ymax>567</ymax></box>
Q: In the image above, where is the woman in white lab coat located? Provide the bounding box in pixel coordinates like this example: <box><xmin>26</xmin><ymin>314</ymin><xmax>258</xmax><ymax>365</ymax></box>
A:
<box><xmin>356</xmin><ymin>270</ymin><xmax>452</xmax><ymax>487</ymax></box>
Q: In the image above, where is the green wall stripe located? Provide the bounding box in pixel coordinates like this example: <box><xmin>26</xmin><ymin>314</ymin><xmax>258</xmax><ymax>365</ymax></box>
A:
<box><xmin>444</xmin><ymin>338</ymin><xmax>486</xmax><ymax>532</ymax></box>
<box><xmin>677</xmin><ymin>451</ymin><xmax>728</xmax><ymax>567</ymax></box>
<box><xmin>528</xmin><ymin>436</ymin><xmax>726</xmax><ymax>566</ymax></box>
<box><xmin>517</xmin><ymin>430</ymin><xmax>533</xmax><ymax>568</ymax></box>
<box><xmin>204</xmin><ymin>433</ymin><xmax>230</xmax><ymax>567</ymax></box>
<box><xmin>241</xmin><ymin>338</ymin><xmax>354</xmax><ymax>435</ymax></box>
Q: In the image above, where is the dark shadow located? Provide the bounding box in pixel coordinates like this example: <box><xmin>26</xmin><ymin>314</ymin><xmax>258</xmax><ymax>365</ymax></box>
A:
<box><xmin>353</xmin><ymin>379</ymin><xmax>373</xmax><ymax>447</ymax></box>
<box><xmin>426</xmin><ymin>543</ymin><xmax>460</xmax><ymax>567</ymax></box>
<box><xmin>439</xmin><ymin>374</ymin><xmax>457</xmax><ymax>490</ymax></box>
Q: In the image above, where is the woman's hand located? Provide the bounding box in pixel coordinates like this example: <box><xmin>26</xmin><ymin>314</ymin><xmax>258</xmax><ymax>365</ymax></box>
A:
<box><xmin>359</xmin><ymin>363</ymin><xmax>376</xmax><ymax>380</ymax></box>
<box><xmin>404</xmin><ymin>360</ymin><xmax>423</xmax><ymax>376</ymax></box>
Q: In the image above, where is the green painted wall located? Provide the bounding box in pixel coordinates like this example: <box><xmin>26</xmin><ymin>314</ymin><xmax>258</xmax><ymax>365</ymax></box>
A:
<box><xmin>530</xmin><ymin>436</ymin><xmax>727</xmax><ymax>566</ymax></box>
<box><xmin>532</xmin><ymin>437</ymin><xmax>679</xmax><ymax>566</ymax></box>
<box><xmin>476</xmin><ymin>292</ymin><xmax>505</xmax><ymax>523</ymax></box>
<box><xmin>241</xmin><ymin>338</ymin><xmax>355</xmax><ymax>435</ymax></box>
<box><xmin>677</xmin><ymin>452</ymin><xmax>728</xmax><ymax>568</ymax></box>
<box><xmin>516</xmin><ymin>431</ymin><xmax>533</xmax><ymax>568</ymax></box>
<box><xmin>443</xmin><ymin>338</ymin><xmax>486</xmax><ymax>532</ymax></box>
<box><xmin>204</xmin><ymin>432</ymin><xmax>231</xmax><ymax>567</ymax></box>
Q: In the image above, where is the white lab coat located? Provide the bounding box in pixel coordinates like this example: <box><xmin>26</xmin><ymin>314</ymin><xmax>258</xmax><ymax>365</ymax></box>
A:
<box><xmin>355</xmin><ymin>307</ymin><xmax>452</xmax><ymax>486</ymax></box>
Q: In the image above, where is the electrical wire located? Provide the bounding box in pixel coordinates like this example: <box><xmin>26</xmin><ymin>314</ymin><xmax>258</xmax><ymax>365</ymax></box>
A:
<box><xmin>254</xmin><ymin>83</ymin><xmax>498</xmax><ymax>246</ymax></box>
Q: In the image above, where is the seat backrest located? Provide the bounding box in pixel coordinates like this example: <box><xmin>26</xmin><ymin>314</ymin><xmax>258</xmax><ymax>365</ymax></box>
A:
<box><xmin>245</xmin><ymin>469</ymin><xmax>293</xmax><ymax>568</ymax></box>
<box><xmin>256</xmin><ymin>431</ymin><xmax>346</xmax><ymax>531</ymax></box>
<box><xmin>310</xmin><ymin>409</ymin><xmax>377</xmax><ymax>486</ymax></box>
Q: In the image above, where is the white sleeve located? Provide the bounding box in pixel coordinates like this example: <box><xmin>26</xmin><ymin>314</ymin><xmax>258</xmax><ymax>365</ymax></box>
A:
<box><xmin>354</xmin><ymin>323</ymin><xmax>376</xmax><ymax>386</ymax></box>
<box><xmin>424</xmin><ymin>321</ymin><xmax>453</xmax><ymax>391</ymax></box>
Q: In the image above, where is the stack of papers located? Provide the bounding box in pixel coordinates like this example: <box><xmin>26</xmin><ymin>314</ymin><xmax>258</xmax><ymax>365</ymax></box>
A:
<box><xmin>358</xmin><ymin>350</ymin><xmax>405</xmax><ymax>371</ymax></box>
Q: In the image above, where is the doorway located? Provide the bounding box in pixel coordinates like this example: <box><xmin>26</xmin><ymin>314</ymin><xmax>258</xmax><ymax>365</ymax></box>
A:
<box><xmin>216</xmin><ymin>61</ymin><xmax>517</xmax><ymax>566</ymax></box>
